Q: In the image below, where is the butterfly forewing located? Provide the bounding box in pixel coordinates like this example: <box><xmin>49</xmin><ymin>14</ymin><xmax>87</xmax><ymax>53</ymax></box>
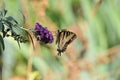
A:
<box><xmin>56</xmin><ymin>30</ymin><xmax>77</xmax><ymax>56</ymax></box>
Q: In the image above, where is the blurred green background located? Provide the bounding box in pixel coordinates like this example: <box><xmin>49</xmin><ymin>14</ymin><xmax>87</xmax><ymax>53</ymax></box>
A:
<box><xmin>1</xmin><ymin>0</ymin><xmax>120</xmax><ymax>80</ymax></box>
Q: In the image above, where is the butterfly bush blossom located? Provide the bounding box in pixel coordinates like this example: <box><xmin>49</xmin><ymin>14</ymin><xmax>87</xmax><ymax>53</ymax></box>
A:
<box><xmin>34</xmin><ymin>23</ymin><xmax>54</xmax><ymax>44</ymax></box>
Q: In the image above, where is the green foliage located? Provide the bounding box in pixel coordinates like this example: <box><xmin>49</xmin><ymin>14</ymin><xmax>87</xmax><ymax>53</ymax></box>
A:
<box><xmin>2</xmin><ymin>0</ymin><xmax>120</xmax><ymax>80</ymax></box>
<box><xmin>0</xmin><ymin>8</ymin><xmax>34</xmax><ymax>50</ymax></box>
<box><xmin>0</xmin><ymin>35</ymin><xmax>4</xmax><ymax>50</ymax></box>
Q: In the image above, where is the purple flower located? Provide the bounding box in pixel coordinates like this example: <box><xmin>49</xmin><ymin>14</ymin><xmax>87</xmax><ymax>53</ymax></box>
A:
<box><xmin>34</xmin><ymin>23</ymin><xmax>54</xmax><ymax>44</ymax></box>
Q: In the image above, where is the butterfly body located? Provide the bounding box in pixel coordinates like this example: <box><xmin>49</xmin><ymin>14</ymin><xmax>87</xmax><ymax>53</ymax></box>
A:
<box><xmin>56</xmin><ymin>30</ymin><xmax>77</xmax><ymax>56</ymax></box>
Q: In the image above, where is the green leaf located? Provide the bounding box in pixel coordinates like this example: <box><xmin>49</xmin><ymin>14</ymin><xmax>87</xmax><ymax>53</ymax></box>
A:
<box><xmin>19</xmin><ymin>11</ymin><xmax>26</xmax><ymax>25</ymax></box>
<box><xmin>1</xmin><ymin>23</ymin><xmax>6</xmax><ymax>38</ymax></box>
<box><xmin>3</xmin><ymin>9</ymin><xmax>7</xmax><ymax>16</ymax></box>
<box><xmin>0</xmin><ymin>22</ymin><xmax>7</xmax><ymax>38</ymax></box>
<box><xmin>3</xmin><ymin>20</ymin><xmax>12</xmax><ymax>30</ymax></box>
<box><xmin>0</xmin><ymin>9</ymin><xmax>7</xmax><ymax>18</ymax></box>
<box><xmin>0</xmin><ymin>11</ymin><xmax>2</xmax><ymax>20</ymax></box>
<box><xmin>17</xmin><ymin>40</ymin><xmax>21</xmax><ymax>49</ymax></box>
<box><xmin>0</xmin><ymin>22</ymin><xmax>3</xmax><ymax>31</ymax></box>
<box><xmin>0</xmin><ymin>35</ymin><xmax>4</xmax><ymax>50</ymax></box>
<box><xmin>5</xmin><ymin>16</ymin><xmax>18</xmax><ymax>26</ymax></box>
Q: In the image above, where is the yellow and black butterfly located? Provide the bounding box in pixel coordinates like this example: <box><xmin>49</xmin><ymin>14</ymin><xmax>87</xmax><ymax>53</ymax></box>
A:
<box><xmin>56</xmin><ymin>29</ymin><xmax>77</xmax><ymax>56</ymax></box>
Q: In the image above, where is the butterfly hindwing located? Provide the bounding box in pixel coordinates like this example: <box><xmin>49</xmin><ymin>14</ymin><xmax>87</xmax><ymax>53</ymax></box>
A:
<box><xmin>56</xmin><ymin>30</ymin><xmax>77</xmax><ymax>56</ymax></box>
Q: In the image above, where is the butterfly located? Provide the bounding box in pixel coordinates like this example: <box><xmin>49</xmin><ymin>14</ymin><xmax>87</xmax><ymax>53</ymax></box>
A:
<box><xmin>56</xmin><ymin>29</ymin><xmax>77</xmax><ymax>56</ymax></box>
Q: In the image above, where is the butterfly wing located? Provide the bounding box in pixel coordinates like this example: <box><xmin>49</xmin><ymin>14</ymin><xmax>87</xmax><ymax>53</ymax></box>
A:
<box><xmin>56</xmin><ymin>30</ymin><xmax>77</xmax><ymax>56</ymax></box>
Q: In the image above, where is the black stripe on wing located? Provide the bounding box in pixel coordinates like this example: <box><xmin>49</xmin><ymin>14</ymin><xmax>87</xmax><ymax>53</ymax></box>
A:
<box><xmin>56</xmin><ymin>30</ymin><xmax>77</xmax><ymax>56</ymax></box>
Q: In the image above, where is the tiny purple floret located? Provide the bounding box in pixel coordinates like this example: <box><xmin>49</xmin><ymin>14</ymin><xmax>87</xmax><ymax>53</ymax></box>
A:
<box><xmin>34</xmin><ymin>23</ymin><xmax>54</xmax><ymax>44</ymax></box>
